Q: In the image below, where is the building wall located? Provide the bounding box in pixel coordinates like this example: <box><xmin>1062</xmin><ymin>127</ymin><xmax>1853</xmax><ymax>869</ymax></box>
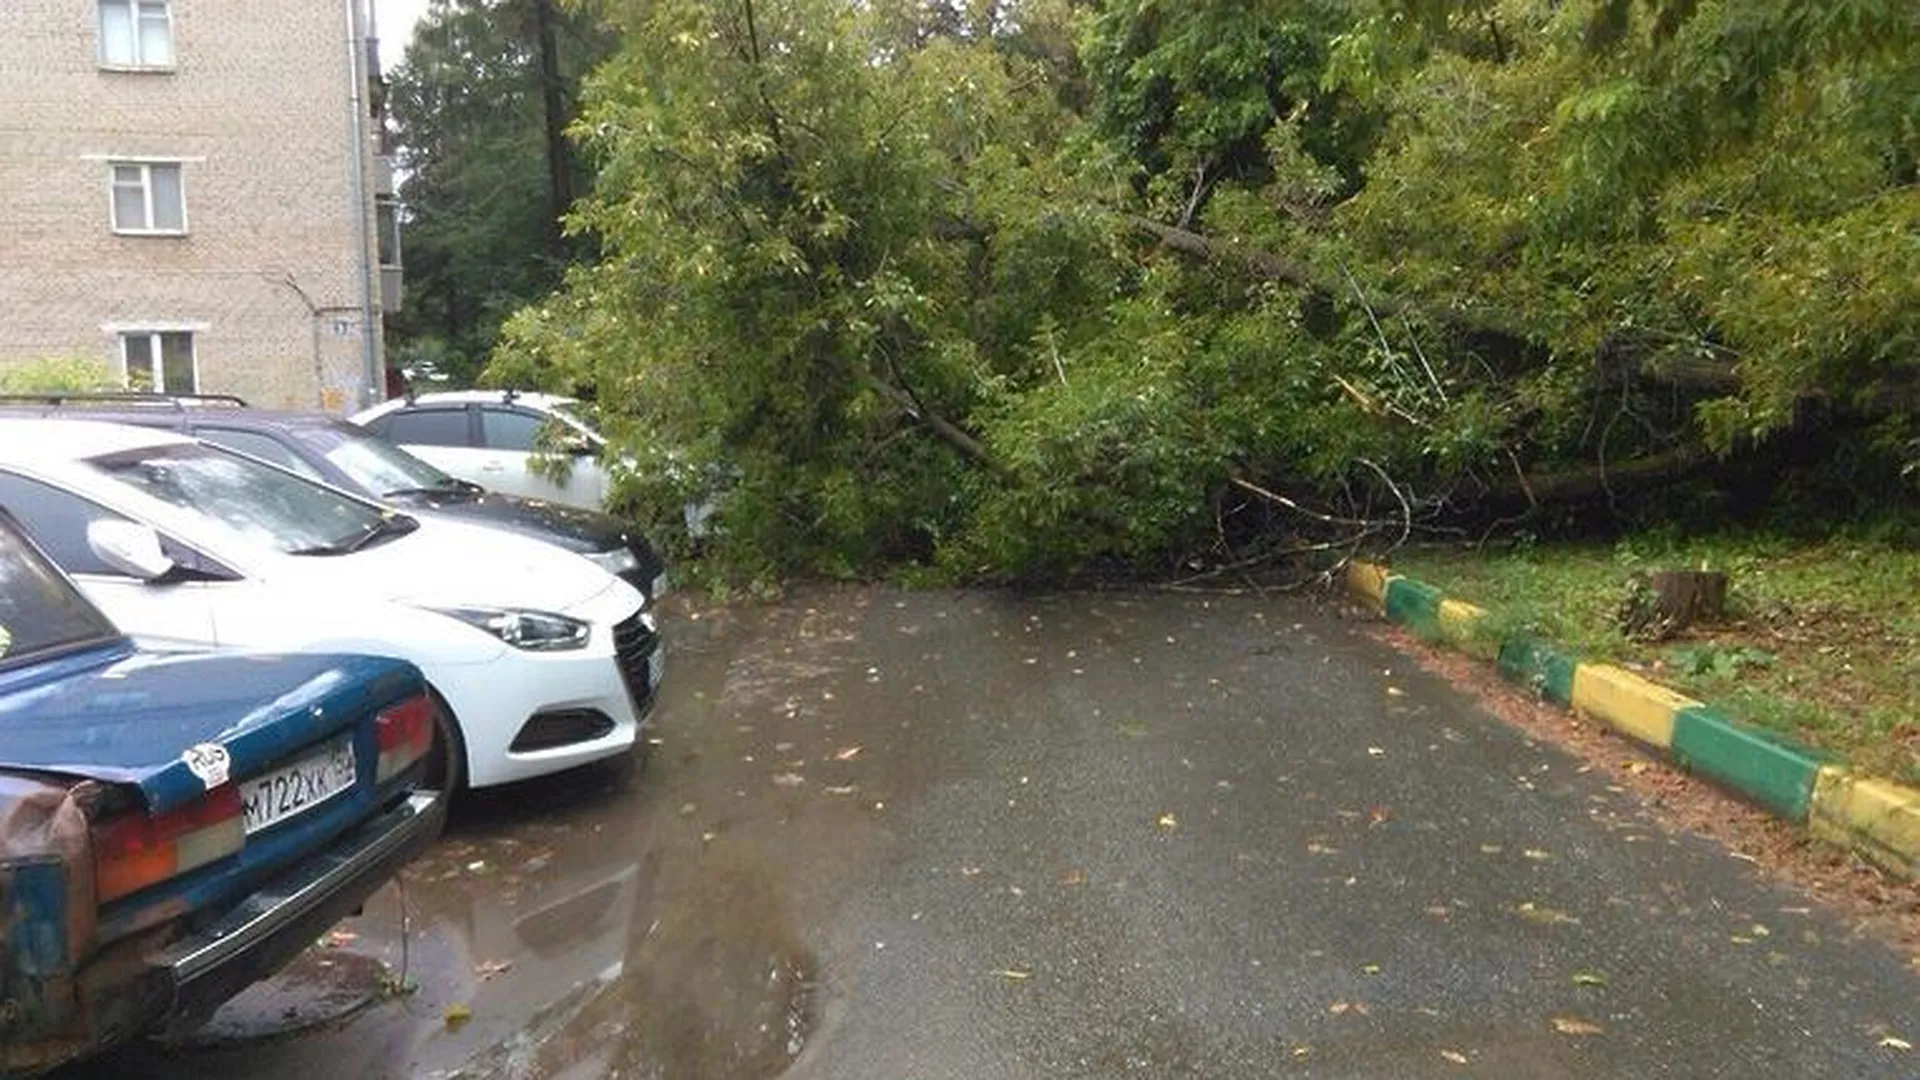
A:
<box><xmin>0</xmin><ymin>0</ymin><xmax>382</xmax><ymax>410</ymax></box>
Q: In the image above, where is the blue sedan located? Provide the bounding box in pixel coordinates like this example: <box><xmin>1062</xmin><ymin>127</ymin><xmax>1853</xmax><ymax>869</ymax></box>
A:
<box><xmin>0</xmin><ymin>511</ymin><xmax>445</xmax><ymax>1074</ymax></box>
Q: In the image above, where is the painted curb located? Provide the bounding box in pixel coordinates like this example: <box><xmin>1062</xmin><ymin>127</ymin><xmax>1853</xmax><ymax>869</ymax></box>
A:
<box><xmin>1344</xmin><ymin>560</ymin><xmax>1918</xmax><ymax>879</ymax></box>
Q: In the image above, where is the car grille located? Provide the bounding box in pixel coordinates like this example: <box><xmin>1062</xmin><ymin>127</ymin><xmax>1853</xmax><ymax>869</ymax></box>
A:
<box><xmin>612</xmin><ymin>612</ymin><xmax>660</xmax><ymax>714</ymax></box>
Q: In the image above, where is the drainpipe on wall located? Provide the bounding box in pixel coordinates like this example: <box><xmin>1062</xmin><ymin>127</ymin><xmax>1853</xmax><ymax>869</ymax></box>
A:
<box><xmin>345</xmin><ymin>0</ymin><xmax>381</xmax><ymax>408</ymax></box>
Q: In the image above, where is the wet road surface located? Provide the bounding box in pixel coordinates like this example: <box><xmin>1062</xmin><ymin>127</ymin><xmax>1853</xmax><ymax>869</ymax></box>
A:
<box><xmin>68</xmin><ymin>587</ymin><xmax>1917</xmax><ymax>1078</ymax></box>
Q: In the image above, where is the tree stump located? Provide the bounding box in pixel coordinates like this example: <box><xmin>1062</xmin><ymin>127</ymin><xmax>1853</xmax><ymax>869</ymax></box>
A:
<box><xmin>1617</xmin><ymin>570</ymin><xmax>1728</xmax><ymax>641</ymax></box>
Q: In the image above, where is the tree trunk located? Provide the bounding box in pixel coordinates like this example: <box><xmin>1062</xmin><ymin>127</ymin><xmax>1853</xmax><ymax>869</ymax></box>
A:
<box><xmin>531</xmin><ymin>0</ymin><xmax>572</xmax><ymax>255</ymax></box>
<box><xmin>1618</xmin><ymin>570</ymin><xmax>1728</xmax><ymax>641</ymax></box>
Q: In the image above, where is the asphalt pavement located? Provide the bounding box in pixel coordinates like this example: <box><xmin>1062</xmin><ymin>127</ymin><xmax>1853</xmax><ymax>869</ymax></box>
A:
<box><xmin>70</xmin><ymin>586</ymin><xmax>1917</xmax><ymax>1078</ymax></box>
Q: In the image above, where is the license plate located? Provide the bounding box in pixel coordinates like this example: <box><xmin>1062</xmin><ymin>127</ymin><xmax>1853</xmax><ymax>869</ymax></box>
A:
<box><xmin>648</xmin><ymin>647</ymin><xmax>665</xmax><ymax>686</ymax></box>
<box><xmin>240</xmin><ymin>739</ymin><xmax>357</xmax><ymax>835</ymax></box>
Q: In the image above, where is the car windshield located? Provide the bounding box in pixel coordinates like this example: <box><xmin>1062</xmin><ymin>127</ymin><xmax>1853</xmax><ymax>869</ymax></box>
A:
<box><xmin>88</xmin><ymin>442</ymin><xmax>405</xmax><ymax>556</ymax></box>
<box><xmin>299</xmin><ymin>422</ymin><xmax>468</xmax><ymax>498</ymax></box>
<box><xmin>0</xmin><ymin>519</ymin><xmax>119</xmax><ymax>667</ymax></box>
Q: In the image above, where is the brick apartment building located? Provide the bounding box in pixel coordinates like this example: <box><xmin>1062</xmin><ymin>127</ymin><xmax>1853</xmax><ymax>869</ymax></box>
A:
<box><xmin>0</xmin><ymin>0</ymin><xmax>400</xmax><ymax>410</ymax></box>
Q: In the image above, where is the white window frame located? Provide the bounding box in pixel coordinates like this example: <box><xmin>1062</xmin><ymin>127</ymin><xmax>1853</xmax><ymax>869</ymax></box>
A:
<box><xmin>97</xmin><ymin>0</ymin><xmax>176</xmax><ymax>71</ymax></box>
<box><xmin>114</xmin><ymin>329</ymin><xmax>200</xmax><ymax>393</ymax></box>
<box><xmin>107</xmin><ymin>160</ymin><xmax>188</xmax><ymax>236</ymax></box>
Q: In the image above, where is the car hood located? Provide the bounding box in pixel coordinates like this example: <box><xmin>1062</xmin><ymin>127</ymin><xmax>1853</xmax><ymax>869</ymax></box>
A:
<box><xmin>0</xmin><ymin>644</ymin><xmax>419</xmax><ymax>814</ymax></box>
<box><xmin>389</xmin><ymin>490</ymin><xmax>649</xmax><ymax>558</ymax></box>
<box><xmin>276</xmin><ymin>514</ymin><xmax>627</xmax><ymax>615</ymax></box>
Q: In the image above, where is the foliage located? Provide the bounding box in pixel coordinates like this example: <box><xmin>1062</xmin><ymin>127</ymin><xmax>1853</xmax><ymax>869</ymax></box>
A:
<box><xmin>0</xmin><ymin>357</ymin><xmax>119</xmax><ymax>393</ymax></box>
<box><xmin>386</xmin><ymin>0</ymin><xmax>616</xmax><ymax>384</ymax></box>
<box><xmin>483</xmin><ymin>0</ymin><xmax>1920</xmax><ymax>582</ymax></box>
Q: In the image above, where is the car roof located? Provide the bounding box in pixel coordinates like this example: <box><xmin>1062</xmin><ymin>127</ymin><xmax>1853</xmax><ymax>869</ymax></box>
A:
<box><xmin>0</xmin><ymin>402</ymin><xmax>345</xmax><ymax>431</ymax></box>
<box><xmin>0</xmin><ymin>418</ymin><xmax>197</xmax><ymax>462</ymax></box>
<box><xmin>377</xmin><ymin>390</ymin><xmax>575</xmax><ymax>410</ymax></box>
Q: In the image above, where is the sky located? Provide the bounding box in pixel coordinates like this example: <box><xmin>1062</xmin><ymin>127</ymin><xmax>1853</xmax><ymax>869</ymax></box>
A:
<box><xmin>372</xmin><ymin>0</ymin><xmax>433</xmax><ymax>72</ymax></box>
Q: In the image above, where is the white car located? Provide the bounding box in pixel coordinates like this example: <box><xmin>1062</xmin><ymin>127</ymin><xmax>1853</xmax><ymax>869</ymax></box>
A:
<box><xmin>0</xmin><ymin>420</ymin><xmax>661</xmax><ymax>790</ymax></box>
<box><xmin>353</xmin><ymin>390</ymin><xmax>613</xmax><ymax>512</ymax></box>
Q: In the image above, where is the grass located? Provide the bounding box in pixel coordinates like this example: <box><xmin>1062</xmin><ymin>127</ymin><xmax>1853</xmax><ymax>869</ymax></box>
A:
<box><xmin>1392</xmin><ymin>533</ymin><xmax>1920</xmax><ymax>786</ymax></box>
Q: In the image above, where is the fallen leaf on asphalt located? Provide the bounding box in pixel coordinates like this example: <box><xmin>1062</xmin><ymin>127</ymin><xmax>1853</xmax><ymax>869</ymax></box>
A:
<box><xmin>1479</xmin><ymin>844</ymin><xmax>1504</xmax><ymax>854</ymax></box>
<box><xmin>1878</xmin><ymin>1035</ymin><xmax>1911</xmax><ymax>1051</ymax></box>
<box><xmin>1551</xmin><ymin>1016</ymin><xmax>1604</xmax><ymax>1036</ymax></box>
<box><xmin>1292</xmin><ymin>1046</ymin><xmax>1312</xmax><ymax>1058</ymax></box>
<box><xmin>1361</xmin><ymin>963</ymin><xmax>1381</xmax><ymax>974</ymax></box>
<box><xmin>833</xmin><ymin>745</ymin><xmax>864</xmax><ymax>761</ymax></box>
<box><xmin>1440</xmin><ymin>1050</ymin><xmax>1468</xmax><ymax>1065</ymax></box>
<box><xmin>772</xmin><ymin>772</ymin><xmax>806</xmax><ymax>787</ymax></box>
<box><xmin>1368</xmin><ymin>807</ymin><xmax>1392</xmax><ymax>827</ymax></box>
<box><xmin>824</xmin><ymin>784</ymin><xmax>858</xmax><ymax>795</ymax></box>
<box><xmin>960</xmin><ymin>866</ymin><xmax>983</xmax><ymax>877</ymax></box>
<box><xmin>1571</xmin><ymin>971</ymin><xmax>1608</xmax><ymax>986</ymax></box>
<box><xmin>1059</xmin><ymin>868</ymin><xmax>1086</xmax><ymax>886</ymax></box>
<box><xmin>1306</xmin><ymin>842</ymin><xmax>1340</xmax><ymax>855</ymax></box>
<box><xmin>444</xmin><ymin>1003</ymin><xmax>473</xmax><ymax>1030</ymax></box>
<box><xmin>1386</xmin><ymin>686</ymin><xmax>1406</xmax><ymax>697</ymax></box>
<box><xmin>678</xmin><ymin>802</ymin><xmax>696</xmax><ymax>816</ymax></box>
<box><xmin>475</xmin><ymin>959</ymin><xmax>513</xmax><ymax>980</ymax></box>
<box><xmin>1367</xmin><ymin>746</ymin><xmax>1386</xmax><ymax>757</ymax></box>
<box><xmin>1425</xmin><ymin>905</ymin><xmax>1452</xmax><ymax>919</ymax></box>
<box><xmin>1515</xmin><ymin>902</ymin><xmax>1581</xmax><ymax>926</ymax></box>
<box><xmin>1157</xmin><ymin>812</ymin><xmax>1178</xmax><ymax>831</ymax></box>
<box><xmin>323</xmin><ymin>929</ymin><xmax>357</xmax><ymax>947</ymax></box>
<box><xmin>1522</xmin><ymin>848</ymin><xmax>1553</xmax><ymax>861</ymax></box>
<box><xmin>774</xmin><ymin>741</ymin><xmax>795</xmax><ymax>752</ymax></box>
<box><xmin>992</xmin><ymin>969</ymin><xmax>1031</xmax><ymax>980</ymax></box>
<box><xmin>1328</xmin><ymin>1001</ymin><xmax>1353</xmax><ymax>1015</ymax></box>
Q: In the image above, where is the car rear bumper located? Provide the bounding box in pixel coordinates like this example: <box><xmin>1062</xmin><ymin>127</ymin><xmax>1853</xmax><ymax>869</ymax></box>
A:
<box><xmin>150</xmin><ymin>788</ymin><xmax>444</xmax><ymax>1034</ymax></box>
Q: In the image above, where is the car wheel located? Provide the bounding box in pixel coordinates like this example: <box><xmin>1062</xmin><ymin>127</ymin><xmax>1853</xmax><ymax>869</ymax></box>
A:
<box><xmin>422</xmin><ymin>688</ymin><xmax>467</xmax><ymax>795</ymax></box>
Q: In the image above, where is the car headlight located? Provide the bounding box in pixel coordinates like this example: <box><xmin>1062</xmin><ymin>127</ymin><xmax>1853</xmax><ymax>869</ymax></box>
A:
<box><xmin>582</xmin><ymin>547</ymin><xmax>639</xmax><ymax>576</ymax></box>
<box><xmin>431</xmin><ymin>607</ymin><xmax>592</xmax><ymax>651</ymax></box>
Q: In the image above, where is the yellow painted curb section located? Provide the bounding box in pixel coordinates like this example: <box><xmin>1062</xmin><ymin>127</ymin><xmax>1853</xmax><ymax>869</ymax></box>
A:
<box><xmin>1569</xmin><ymin>664</ymin><xmax>1696</xmax><ymax>750</ymax></box>
<box><xmin>1436</xmin><ymin>599</ymin><xmax>1495</xmax><ymax>659</ymax></box>
<box><xmin>1345</xmin><ymin>562</ymin><xmax>1393</xmax><ymax>614</ymax></box>
<box><xmin>1811</xmin><ymin>767</ymin><xmax>1920</xmax><ymax>878</ymax></box>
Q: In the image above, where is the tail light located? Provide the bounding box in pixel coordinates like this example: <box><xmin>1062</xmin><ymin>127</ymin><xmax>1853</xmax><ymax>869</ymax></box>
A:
<box><xmin>376</xmin><ymin>693</ymin><xmax>436</xmax><ymax>783</ymax></box>
<box><xmin>93</xmin><ymin>784</ymin><xmax>244</xmax><ymax>904</ymax></box>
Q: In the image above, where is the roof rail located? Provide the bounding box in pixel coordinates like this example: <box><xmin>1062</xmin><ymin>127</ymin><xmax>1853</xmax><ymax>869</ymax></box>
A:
<box><xmin>0</xmin><ymin>391</ymin><xmax>250</xmax><ymax>411</ymax></box>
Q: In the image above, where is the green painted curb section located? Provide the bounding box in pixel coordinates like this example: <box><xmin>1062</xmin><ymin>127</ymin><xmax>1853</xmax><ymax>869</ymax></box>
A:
<box><xmin>1672</xmin><ymin>706</ymin><xmax>1821</xmax><ymax>824</ymax></box>
<box><xmin>1495</xmin><ymin>636</ymin><xmax>1577</xmax><ymax>707</ymax></box>
<box><xmin>1383</xmin><ymin>576</ymin><xmax>1444</xmax><ymax>635</ymax></box>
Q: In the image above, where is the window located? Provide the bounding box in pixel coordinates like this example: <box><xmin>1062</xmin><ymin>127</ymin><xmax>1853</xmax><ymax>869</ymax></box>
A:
<box><xmin>91</xmin><ymin>443</ymin><xmax>401</xmax><ymax>557</ymax></box>
<box><xmin>376</xmin><ymin>195</ymin><xmax>402</xmax><ymax>268</ymax></box>
<box><xmin>301</xmin><ymin>423</ymin><xmax>463</xmax><ymax>498</ymax></box>
<box><xmin>110</xmin><ymin>162</ymin><xmax>186</xmax><ymax>234</ymax></box>
<box><xmin>0</xmin><ymin>511</ymin><xmax>122</xmax><ymax>668</ymax></box>
<box><xmin>479</xmin><ymin>408</ymin><xmax>547</xmax><ymax>452</ymax></box>
<box><xmin>120</xmin><ymin>331</ymin><xmax>195</xmax><ymax>392</ymax></box>
<box><xmin>195</xmin><ymin>429</ymin><xmax>325</xmax><ymax>481</ymax></box>
<box><xmin>0</xmin><ymin>472</ymin><xmax>138</xmax><ymax>578</ymax></box>
<box><xmin>98</xmin><ymin>0</ymin><xmax>174</xmax><ymax>68</ymax></box>
<box><xmin>383</xmin><ymin>408</ymin><xmax>472</xmax><ymax>448</ymax></box>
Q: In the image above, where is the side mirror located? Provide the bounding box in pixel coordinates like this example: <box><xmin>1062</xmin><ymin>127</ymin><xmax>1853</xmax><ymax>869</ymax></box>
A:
<box><xmin>561</xmin><ymin>436</ymin><xmax>596</xmax><ymax>457</ymax></box>
<box><xmin>87</xmin><ymin>520</ymin><xmax>176</xmax><ymax>581</ymax></box>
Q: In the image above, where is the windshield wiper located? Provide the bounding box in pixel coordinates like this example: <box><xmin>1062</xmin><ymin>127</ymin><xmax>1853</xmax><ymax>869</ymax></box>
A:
<box><xmin>341</xmin><ymin>513</ymin><xmax>421</xmax><ymax>554</ymax></box>
<box><xmin>382</xmin><ymin>479</ymin><xmax>483</xmax><ymax>499</ymax></box>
